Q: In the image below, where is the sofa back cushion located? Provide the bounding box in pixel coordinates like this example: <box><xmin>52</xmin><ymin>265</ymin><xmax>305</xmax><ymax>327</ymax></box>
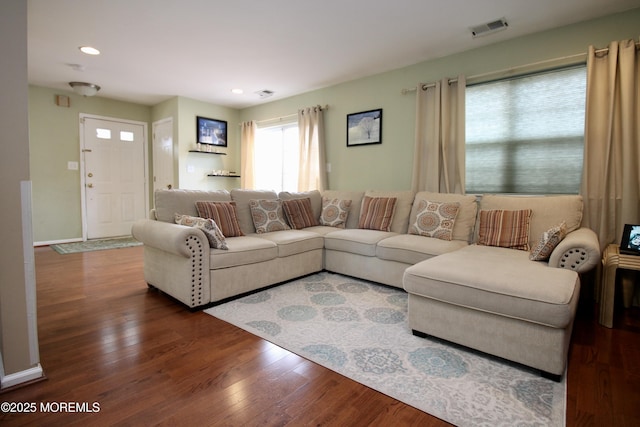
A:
<box><xmin>230</xmin><ymin>189</ymin><xmax>278</xmax><ymax>234</ymax></box>
<box><xmin>364</xmin><ymin>190</ymin><xmax>415</xmax><ymax>233</ymax></box>
<box><xmin>476</xmin><ymin>195</ymin><xmax>583</xmax><ymax>249</ymax></box>
<box><xmin>409</xmin><ymin>192</ymin><xmax>478</xmax><ymax>242</ymax></box>
<box><xmin>154</xmin><ymin>189</ymin><xmax>231</xmax><ymax>223</ymax></box>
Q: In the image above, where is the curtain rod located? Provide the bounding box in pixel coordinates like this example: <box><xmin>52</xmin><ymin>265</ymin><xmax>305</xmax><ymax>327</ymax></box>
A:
<box><xmin>401</xmin><ymin>40</ymin><xmax>640</xmax><ymax>94</ymax></box>
<box><xmin>401</xmin><ymin>51</ymin><xmax>587</xmax><ymax>94</ymax></box>
<box><xmin>251</xmin><ymin>104</ymin><xmax>329</xmax><ymax>125</ymax></box>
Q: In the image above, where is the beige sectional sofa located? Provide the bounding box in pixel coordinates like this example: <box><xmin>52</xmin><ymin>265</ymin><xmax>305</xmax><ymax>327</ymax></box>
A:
<box><xmin>131</xmin><ymin>188</ymin><xmax>600</xmax><ymax>378</ymax></box>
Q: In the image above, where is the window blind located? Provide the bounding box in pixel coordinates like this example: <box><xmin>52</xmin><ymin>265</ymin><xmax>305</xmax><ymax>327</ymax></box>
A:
<box><xmin>465</xmin><ymin>65</ymin><xmax>586</xmax><ymax>194</ymax></box>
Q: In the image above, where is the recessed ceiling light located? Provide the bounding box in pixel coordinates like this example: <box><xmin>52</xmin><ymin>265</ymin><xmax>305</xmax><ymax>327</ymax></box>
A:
<box><xmin>79</xmin><ymin>46</ymin><xmax>100</xmax><ymax>55</ymax></box>
<box><xmin>231</xmin><ymin>88</ymin><xmax>244</xmax><ymax>94</ymax></box>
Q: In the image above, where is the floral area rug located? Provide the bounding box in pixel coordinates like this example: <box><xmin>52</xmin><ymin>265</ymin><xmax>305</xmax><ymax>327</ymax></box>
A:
<box><xmin>205</xmin><ymin>272</ymin><xmax>565</xmax><ymax>427</ymax></box>
<box><xmin>50</xmin><ymin>236</ymin><xmax>142</xmax><ymax>254</ymax></box>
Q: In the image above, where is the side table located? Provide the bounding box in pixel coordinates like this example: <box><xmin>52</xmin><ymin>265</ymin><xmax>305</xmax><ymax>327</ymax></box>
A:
<box><xmin>600</xmin><ymin>244</ymin><xmax>640</xmax><ymax>327</ymax></box>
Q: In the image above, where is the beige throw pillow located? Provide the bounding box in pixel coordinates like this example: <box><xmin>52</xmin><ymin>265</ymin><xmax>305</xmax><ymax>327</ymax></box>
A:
<box><xmin>320</xmin><ymin>198</ymin><xmax>352</xmax><ymax>228</ymax></box>
<box><xmin>249</xmin><ymin>199</ymin><xmax>290</xmax><ymax>233</ymax></box>
<box><xmin>174</xmin><ymin>213</ymin><xmax>228</xmax><ymax>250</ymax></box>
<box><xmin>530</xmin><ymin>221</ymin><xmax>568</xmax><ymax>261</ymax></box>
<box><xmin>409</xmin><ymin>200</ymin><xmax>460</xmax><ymax>241</ymax></box>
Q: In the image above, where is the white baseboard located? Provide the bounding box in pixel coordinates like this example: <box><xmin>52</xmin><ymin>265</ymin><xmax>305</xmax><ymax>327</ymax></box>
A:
<box><xmin>1</xmin><ymin>364</ymin><xmax>44</xmax><ymax>389</ymax></box>
<box><xmin>34</xmin><ymin>238</ymin><xmax>83</xmax><ymax>247</ymax></box>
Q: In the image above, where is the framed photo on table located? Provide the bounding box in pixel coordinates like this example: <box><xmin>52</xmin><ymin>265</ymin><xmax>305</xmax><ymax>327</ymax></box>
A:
<box><xmin>347</xmin><ymin>109</ymin><xmax>382</xmax><ymax>147</ymax></box>
<box><xmin>197</xmin><ymin>116</ymin><xmax>227</xmax><ymax>147</ymax></box>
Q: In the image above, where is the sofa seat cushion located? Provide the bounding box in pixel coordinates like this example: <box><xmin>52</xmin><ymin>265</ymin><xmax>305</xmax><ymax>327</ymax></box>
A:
<box><xmin>403</xmin><ymin>245</ymin><xmax>579</xmax><ymax>328</ymax></box>
<box><xmin>255</xmin><ymin>230</ymin><xmax>324</xmax><ymax>257</ymax></box>
<box><xmin>210</xmin><ymin>236</ymin><xmax>277</xmax><ymax>269</ymax></box>
<box><xmin>324</xmin><ymin>229</ymin><xmax>397</xmax><ymax>256</ymax></box>
<box><xmin>376</xmin><ymin>234</ymin><xmax>468</xmax><ymax>265</ymax></box>
<box><xmin>302</xmin><ymin>225</ymin><xmax>344</xmax><ymax>236</ymax></box>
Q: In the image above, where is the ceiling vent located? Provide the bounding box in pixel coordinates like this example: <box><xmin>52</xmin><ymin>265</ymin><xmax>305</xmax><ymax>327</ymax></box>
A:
<box><xmin>255</xmin><ymin>89</ymin><xmax>274</xmax><ymax>99</ymax></box>
<box><xmin>470</xmin><ymin>18</ymin><xmax>508</xmax><ymax>38</ymax></box>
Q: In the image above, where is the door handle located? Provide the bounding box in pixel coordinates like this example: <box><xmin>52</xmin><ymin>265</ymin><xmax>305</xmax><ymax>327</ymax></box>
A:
<box><xmin>88</xmin><ymin>173</ymin><xmax>93</xmax><ymax>177</ymax></box>
<box><xmin>87</xmin><ymin>183</ymin><xmax>94</xmax><ymax>188</ymax></box>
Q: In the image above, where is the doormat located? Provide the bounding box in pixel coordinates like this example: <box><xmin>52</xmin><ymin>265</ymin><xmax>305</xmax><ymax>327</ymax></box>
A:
<box><xmin>50</xmin><ymin>236</ymin><xmax>142</xmax><ymax>254</ymax></box>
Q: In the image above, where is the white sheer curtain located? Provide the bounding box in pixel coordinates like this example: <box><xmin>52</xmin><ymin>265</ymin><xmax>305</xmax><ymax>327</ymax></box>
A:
<box><xmin>240</xmin><ymin>120</ymin><xmax>257</xmax><ymax>189</ymax></box>
<box><xmin>297</xmin><ymin>106</ymin><xmax>327</xmax><ymax>192</ymax></box>
<box><xmin>581</xmin><ymin>39</ymin><xmax>640</xmax><ymax>250</ymax></box>
<box><xmin>411</xmin><ymin>76</ymin><xmax>466</xmax><ymax>194</ymax></box>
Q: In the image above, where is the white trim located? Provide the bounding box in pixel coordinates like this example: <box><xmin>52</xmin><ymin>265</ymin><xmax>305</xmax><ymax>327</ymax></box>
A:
<box><xmin>79</xmin><ymin>113</ymin><xmax>149</xmax><ymax>240</ymax></box>
<box><xmin>34</xmin><ymin>237</ymin><xmax>83</xmax><ymax>247</ymax></box>
<box><xmin>0</xmin><ymin>364</ymin><xmax>44</xmax><ymax>389</ymax></box>
<box><xmin>21</xmin><ymin>181</ymin><xmax>40</xmax><ymax>365</ymax></box>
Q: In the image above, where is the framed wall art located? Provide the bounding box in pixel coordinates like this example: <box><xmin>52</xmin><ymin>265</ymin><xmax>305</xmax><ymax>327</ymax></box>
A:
<box><xmin>197</xmin><ymin>116</ymin><xmax>227</xmax><ymax>147</ymax></box>
<box><xmin>347</xmin><ymin>108</ymin><xmax>382</xmax><ymax>147</ymax></box>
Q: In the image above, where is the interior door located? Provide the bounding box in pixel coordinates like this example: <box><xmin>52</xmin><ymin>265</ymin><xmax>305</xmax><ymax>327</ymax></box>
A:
<box><xmin>152</xmin><ymin>118</ymin><xmax>175</xmax><ymax>191</ymax></box>
<box><xmin>82</xmin><ymin>117</ymin><xmax>146</xmax><ymax>239</ymax></box>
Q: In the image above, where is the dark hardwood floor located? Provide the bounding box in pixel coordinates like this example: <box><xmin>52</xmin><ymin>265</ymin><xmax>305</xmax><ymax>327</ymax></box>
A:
<box><xmin>1</xmin><ymin>246</ymin><xmax>639</xmax><ymax>426</ymax></box>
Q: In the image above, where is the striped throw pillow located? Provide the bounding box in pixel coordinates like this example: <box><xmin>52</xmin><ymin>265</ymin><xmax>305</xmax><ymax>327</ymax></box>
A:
<box><xmin>358</xmin><ymin>196</ymin><xmax>397</xmax><ymax>232</ymax></box>
<box><xmin>282</xmin><ymin>198</ymin><xmax>319</xmax><ymax>230</ymax></box>
<box><xmin>478</xmin><ymin>209</ymin><xmax>532</xmax><ymax>251</ymax></box>
<box><xmin>195</xmin><ymin>201</ymin><xmax>244</xmax><ymax>237</ymax></box>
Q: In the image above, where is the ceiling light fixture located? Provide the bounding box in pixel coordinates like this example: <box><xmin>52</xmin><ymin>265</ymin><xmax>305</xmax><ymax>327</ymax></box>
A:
<box><xmin>231</xmin><ymin>88</ymin><xmax>244</xmax><ymax>94</ymax></box>
<box><xmin>79</xmin><ymin>46</ymin><xmax>100</xmax><ymax>55</ymax></box>
<box><xmin>69</xmin><ymin>82</ymin><xmax>101</xmax><ymax>97</ymax></box>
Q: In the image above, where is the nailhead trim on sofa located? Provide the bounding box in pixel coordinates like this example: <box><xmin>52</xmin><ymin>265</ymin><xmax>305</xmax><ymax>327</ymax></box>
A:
<box><xmin>186</xmin><ymin>235</ymin><xmax>205</xmax><ymax>307</ymax></box>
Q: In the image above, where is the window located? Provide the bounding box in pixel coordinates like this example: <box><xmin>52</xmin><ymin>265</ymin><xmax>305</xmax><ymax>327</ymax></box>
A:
<box><xmin>254</xmin><ymin>122</ymin><xmax>299</xmax><ymax>192</ymax></box>
<box><xmin>465</xmin><ymin>65</ymin><xmax>586</xmax><ymax>194</ymax></box>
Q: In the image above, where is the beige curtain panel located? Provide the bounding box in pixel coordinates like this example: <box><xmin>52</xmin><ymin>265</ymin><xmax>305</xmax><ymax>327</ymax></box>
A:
<box><xmin>240</xmin><ymin>120</ymin><xmax>257</xmax><ymax>189</ymax></box>
<box><xmin>581</xmin><ymin>39</ymin><xmax>640</xmax><ymax>251</ymax></box>
<box><xmin>297</xmin><ymin>106</ymin><xmax>327</xmax><ymax>192</ymax></box>
<box><xmin>411</xmin><ymin>76</ymin><xmax>466</xmax><ymax>194</ymax></box>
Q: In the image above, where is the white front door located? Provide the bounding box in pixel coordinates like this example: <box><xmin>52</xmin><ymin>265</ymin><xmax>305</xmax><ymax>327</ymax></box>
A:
<box><xmin>82</xmin><ymin>116</ymin><xmax>147</xmax><ymax>239</ymax></box>
<box><xmin>152</xmin><ymin>118</ymin><xmax>175</xmax><ymax>191</ymax></box>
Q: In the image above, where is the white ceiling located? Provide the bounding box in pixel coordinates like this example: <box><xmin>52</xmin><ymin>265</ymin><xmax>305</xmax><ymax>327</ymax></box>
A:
<box><xmin>28</xmin><ymin>0</ymin><xmax>640</xmax><ymax>109</ymax></box>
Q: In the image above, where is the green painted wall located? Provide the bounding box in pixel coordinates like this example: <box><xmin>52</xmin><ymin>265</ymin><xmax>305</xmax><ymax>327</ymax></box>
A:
<box><xmin>239</xmin><ymin>8</ymin><xmax>640</xmax><ymax>191</ymax></box>
<box><xmin>28</xmin><ymin>86</ymin><xmax>150</xmax><ymax>243</ymax></box>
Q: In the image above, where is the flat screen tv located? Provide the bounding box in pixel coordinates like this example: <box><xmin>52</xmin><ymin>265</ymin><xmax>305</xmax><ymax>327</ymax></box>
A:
<box><xmin>620</xmin><ymin>224</ymin><xmax>640</xmax><ymax>256</ymax></box>
<box><xmin>197</xmin><ymin>116</ymin><xmax>227</xmax><ymax>147</ymax></box>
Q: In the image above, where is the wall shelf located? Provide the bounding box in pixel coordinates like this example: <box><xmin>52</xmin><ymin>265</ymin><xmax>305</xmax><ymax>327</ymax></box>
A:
<box><xmin>207</xmin><ymin>174</ymin><xmax>240</xmax><ymax>178</ymax></box>
<box><xmin>189</xmin><ymin>150</ymin><xmax>226</xmax><ymax>155</ymax></box>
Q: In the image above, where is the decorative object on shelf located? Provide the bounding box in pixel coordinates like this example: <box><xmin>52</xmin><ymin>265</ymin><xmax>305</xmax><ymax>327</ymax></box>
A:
<box><xmin>208</xmin><ymin>170</ymin><xmax>240</xmax><ymax>178</ymax></box>
<box><xmin>347</xmin><ymin>108</ymin><xmax>382</xmax><ymax>147</ymax></box>
<box><xmin>197</xmin><ymin>116</ymin><xmax>227</xmax><ymax>148</ymax></box>
<box><xmin>69</xmin><ymin>81</ymin><xmax>100</xmax><ymax>97</ymax></box>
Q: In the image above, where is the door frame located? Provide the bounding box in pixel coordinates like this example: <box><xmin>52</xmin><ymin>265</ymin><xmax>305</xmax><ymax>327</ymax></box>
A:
<box><xmin>152</xmin><ymin>116</ymin><xmax>175</xmax><ymax>192</ymax></box>
<box><xmin>79</xmin><ymin>113</ymin><xmax>149</xmax><ymax>241</ymax></box>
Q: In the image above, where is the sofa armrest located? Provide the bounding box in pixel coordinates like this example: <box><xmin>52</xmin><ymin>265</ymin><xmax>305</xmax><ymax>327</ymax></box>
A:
<box><xmin>548</xmin><ymin>227</ymin><xmax>600</xmax><ymax>273</ymax></box>
<box><xmin>131</xmin><ymin>219</ymin><xmax>209</xmax><ymax>258</ymax></box>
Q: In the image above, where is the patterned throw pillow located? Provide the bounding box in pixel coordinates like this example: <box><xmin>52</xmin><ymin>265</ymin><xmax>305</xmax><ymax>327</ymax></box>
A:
<box><xmin>195</xmin><ymin>201</ymin><xmax>244</xmax><ymax>237</ymax></box>
<box><xmin>358</xmin><ymin>196</ymin><xmax>397</xmax><ymax>232</ymax></box>
<box><xmin>478</xmin><ymin>209</ymin><xmax>533</xmax><ymax>251</ymax></box>
<box><xmin>249</xmin><ymin>199</ymin><xmax>290</xmax><ymax>233</ymax></box>
<box><xmin>409</xmin><ymin>200</ymin><xmax>460</xmax><ymax>241</ymax></box>
<box><xmin>174</xmin><ymin>213</ymin><xmax>228</xmax><ymax>250</ymax></box>
<box><xmin>530</xmin><ymin>221</ymin><xmax>568</xmax><ymax>261</ymax></box>
<box><xmin>320</xmin><ymin>198</ymin><xmax>352</xmax><ymax>228</ymax></box>
<box><xmin>282</xmin><ymin>198</ymin><xmax>319</xmax><ymax>230</ymax></box>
